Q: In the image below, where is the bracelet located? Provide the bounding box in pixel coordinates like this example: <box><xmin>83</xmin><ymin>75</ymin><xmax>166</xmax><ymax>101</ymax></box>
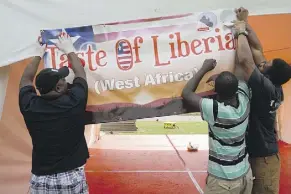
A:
<box><xmin>234</xmin><ymin>31</ymin><xmax>248</xmax><ymax>39</ymax></box>
<box><xmin>238</xmin><ymin>31</ymin><xmax>248</xmax><ymax>37</ymax></box>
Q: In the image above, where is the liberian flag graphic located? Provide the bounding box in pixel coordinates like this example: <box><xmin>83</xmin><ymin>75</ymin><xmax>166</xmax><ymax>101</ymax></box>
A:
<box><xmin>116</xmin><ymin>39</ymin><xmax>133</xmax><ymax>71</ymax></box>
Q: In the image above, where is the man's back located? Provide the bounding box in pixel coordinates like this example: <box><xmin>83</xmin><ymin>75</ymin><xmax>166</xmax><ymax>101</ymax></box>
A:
<box><xmin>247</xmin><ymin>68</ymin><xmax>283</xmax><ymax>157</ymax></box>
<box><xmin>19</xmin><ymin>77</ymin><xmax>89</xmax><ymax>175</ymax></box>
<box><xmin>200</xmin><ymin>81</ymin><xmax>251</xmax><ymax>180</ymax></box>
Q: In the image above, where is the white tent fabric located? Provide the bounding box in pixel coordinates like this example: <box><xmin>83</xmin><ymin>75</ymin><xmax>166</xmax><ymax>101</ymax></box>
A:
<box><xmin>0</xmin><ymin>0</ymin><xmax>291</xmax><ymax>67</ymax></box>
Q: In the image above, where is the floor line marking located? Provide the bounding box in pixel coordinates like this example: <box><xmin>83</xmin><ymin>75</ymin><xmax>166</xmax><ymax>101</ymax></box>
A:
<box><xmin>188</xmin><ymin>170</ymin><xmax>204</xmax><ymax>194</ymax></box>
<box><xmin>165</xmin><ymin>134</ymin><xmax>204</xmax><ymax>194</ymax></box>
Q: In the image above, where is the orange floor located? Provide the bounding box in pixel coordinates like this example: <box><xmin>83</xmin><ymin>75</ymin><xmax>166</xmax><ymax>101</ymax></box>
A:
<box><xmin>85</xmin><ymin>135</ymin><xmax>291</xmax><ymax>194</ymax></box>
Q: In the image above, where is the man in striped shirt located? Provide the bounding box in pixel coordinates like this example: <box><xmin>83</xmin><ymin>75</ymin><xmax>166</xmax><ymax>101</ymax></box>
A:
<box><xmin>182</xmin><ymin>59</ymin><xmax>253</xmax><ymax>194</ymax></box>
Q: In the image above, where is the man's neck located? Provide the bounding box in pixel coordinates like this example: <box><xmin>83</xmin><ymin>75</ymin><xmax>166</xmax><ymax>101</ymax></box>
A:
<box><xmin>218</xmin><ymin>95</ymin><xmax>239</xmax><ymax>108</ymax></box>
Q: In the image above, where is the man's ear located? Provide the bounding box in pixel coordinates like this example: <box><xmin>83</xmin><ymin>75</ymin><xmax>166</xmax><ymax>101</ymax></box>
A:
<box><xmin>55</xmin><ymin>83</ymin><xmax>62</xmax><ymax>93</ymax></box>
<box><xmin>55</xmin><ymin>86</ymin><xmax>61</xmax><ymax>92</ymax></box>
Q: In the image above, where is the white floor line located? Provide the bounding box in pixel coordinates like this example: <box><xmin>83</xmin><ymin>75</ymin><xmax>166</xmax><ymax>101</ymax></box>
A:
<box><xmin>164</xmin><ymin>134</ymin><xmax>205</xmax><ymax>193</ymax></box>
<box><xmin>187</xmin><ymin>168</ymin><xmax>204</xmax><ymax>194</ymax></box>
<box><xmin>85</xmin><ymin>170</ymin><xmax>207</xmax><ymax>173</ymax></box>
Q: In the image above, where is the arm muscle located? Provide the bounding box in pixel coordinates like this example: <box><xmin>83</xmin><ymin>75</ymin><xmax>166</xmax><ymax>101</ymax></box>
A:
<box><xmin>19</xmin><ymin>56</ymin><xmax>41</xmax><ymax>89</ymax></box>
<box><xmin>68</xmin><ymin>53</ymin><xmax>86</xmax><ymax>80</ymax></box>
<box><xmin>237</xmin><ymin>34</ymin><xmax>256</xmax><ymax>81</ymax></box>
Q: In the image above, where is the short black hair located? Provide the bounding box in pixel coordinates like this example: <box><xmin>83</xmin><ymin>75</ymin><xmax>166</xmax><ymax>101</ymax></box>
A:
<box><xmin>267</xmin><ymin>58</ymin><xmax>291</xmax><ymax>85</ymax></box>
<box><xmin>215</xmin><ymin>71</ymin><xmax>238</xmax><ymax>99</ymax></box>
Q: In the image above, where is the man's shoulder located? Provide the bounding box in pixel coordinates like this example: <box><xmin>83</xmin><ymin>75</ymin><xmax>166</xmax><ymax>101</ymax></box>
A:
<box><xmin>238</xmin><ymin>81</ymin><xmax>250</xmax><ymax>97</ymax></box>
<box><xmin>19</xmin><ymin>85</ymin><xmax>35</xmax><ymax>92</ymax></box>
<box><xmin>73</xmin><ymin>77</ymin><xmax>88</xmax><ymax>88</ymax></box>
<box><xmin>19</xmin><ymin>85</ymin><xmax>38</xmax><ymax>99</ymax></box>
<box><xmin>200</xmin><ymin>98</ymin><xmax>215</xmax><ymax>111</ymax></box>
<box><xmin>19</xmin><ymin>86</ymin><xmax>41</xmax><ymax>112</ymax></box>
<box><xmin>248</xmin><ymin>68</ymin><xmax>276</xmax><ymax>95</ymax></box>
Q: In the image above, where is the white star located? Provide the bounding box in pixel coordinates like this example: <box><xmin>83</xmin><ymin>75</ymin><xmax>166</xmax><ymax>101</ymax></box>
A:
<box><xmin>48</xmin><ymin>28</ymin><xmax>81</xmax><ymax>45</ymax></box>
<box><xmin>49</xmin><ymin>35</ymin><xmax>81</xmax><ymax>45</ymax></box>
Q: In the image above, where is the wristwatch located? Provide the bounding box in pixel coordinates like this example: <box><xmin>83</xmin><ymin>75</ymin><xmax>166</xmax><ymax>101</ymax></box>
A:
<box><xmin>236</xmin><ymin>30</ymin><xmax>248</xmax><ymax>38</ymax></box>
<box><xmin>238</xmin><ymin>31</ymin><xmax>248</xmax><ymax>36</ymax></box>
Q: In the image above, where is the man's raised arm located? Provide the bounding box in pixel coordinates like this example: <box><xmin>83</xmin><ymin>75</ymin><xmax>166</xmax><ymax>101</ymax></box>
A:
<box><xmin>235</xmin><ymin>21</ymin><xmax>256</xmax><ymax>81</ymax></box>
<box><xmin>182</xmin><ymin>59</ymin><xmax>216</xmax><ymax>111</ymax></box>
<box><xmin>19</xmin><ymin>37</ymin><xmax>46</xmax><ymax>89</ymax></box>
<box><xmin>236</xmin><ymin>7</ymin><xmax>266</xmax><ymax>66</ymax></box>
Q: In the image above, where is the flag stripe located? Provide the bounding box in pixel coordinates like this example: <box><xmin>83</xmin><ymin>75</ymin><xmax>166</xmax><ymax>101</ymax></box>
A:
<box><xmin>119</xmin><ymin>51</ymin><xmax>131</xmax><ymax>54</ymax></box>
<box><xmin>118</xmin><ymin>56</ymin><xmax>132</xmax><ymax>60</ymax></box>
<box><xmin>118</xmin><ymin>61</ymin><xmax>132</xmax><ymax>65</ymax></box>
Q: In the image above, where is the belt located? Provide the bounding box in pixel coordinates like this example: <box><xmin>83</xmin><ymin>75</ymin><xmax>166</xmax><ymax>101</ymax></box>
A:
<box><xmin>75</xmin><ymin>165</ymin><xmax>85</xmax><ymax>171</ymax></box>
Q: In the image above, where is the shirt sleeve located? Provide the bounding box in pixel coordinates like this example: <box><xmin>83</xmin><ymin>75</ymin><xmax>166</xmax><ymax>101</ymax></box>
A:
<box><xmin>248</xmin><ymin>68</ymin><xmax>276</xmax><ymax>99</ymax></box>
<box><xmin>199</xmin><ymin>98</ymin><xmax>215</xmax><ymax>125</ymax></box>
<box><xmin>19</xmin><ymin>86</ymin><xmax>37</xmax><ymax>112</ymax></box>
<box><xmin>238</xmin><ymin>80</ymin><xmax>251</xmax><ymax>99</ymax></box>
<box><xmin>68</xmin><ymin>77</ymin><xmax>88</xmax><ymax>103</ymax></box>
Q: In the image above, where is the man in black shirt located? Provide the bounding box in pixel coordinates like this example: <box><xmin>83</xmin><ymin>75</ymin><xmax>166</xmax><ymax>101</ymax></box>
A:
<box><xmin>234</xmin><ymin>7</ymin><xmax>291</xmax><ymax>194</ymax></box>
<box><xmin>19</xmin><ymin>34</ymin><xmax>89</xmax><ymax>193</ymax></box>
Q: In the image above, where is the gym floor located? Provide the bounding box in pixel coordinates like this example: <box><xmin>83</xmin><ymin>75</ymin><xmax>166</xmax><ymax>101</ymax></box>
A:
<box><xmin>85</xmin><ymin>135</ymin><xmax>291</xmax><ymax>194</ymax></box>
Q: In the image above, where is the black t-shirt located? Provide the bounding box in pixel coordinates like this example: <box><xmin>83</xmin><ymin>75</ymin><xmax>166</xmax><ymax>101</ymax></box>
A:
<box><xmin>247</xmin><ymin>68</ymin><xmax>283</xmax><ymax>157</ymax></box>
<box><xmin>19</xmin><ymin>77</ymin><xmax>89</xmax><ymax>175</ymax></box>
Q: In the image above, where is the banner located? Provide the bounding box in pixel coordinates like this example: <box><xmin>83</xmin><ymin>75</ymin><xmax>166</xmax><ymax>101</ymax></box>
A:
<box><xmin>41</xmin><ymin>9</ymin><xmax>236</xmax><ymax>123</ymax></box>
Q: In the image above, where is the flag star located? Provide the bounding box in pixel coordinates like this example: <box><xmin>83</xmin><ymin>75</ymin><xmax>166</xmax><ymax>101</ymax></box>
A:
<box><xmin>49</xmin><ymin>35</ymin><xmax>81</xmax><ymax>45</ymax></box>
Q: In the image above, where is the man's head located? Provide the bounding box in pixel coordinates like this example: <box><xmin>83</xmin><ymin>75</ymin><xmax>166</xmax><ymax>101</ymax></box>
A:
<box><xmin>259</xmin><ymin>58</ymin><xmax>291</xmax><ymax>86</ymax></box>
<box><xmin>35</xmin><ymin>66</ymin><xmax>69</xmax><ymax>97</ymax></box>
<box><xmin>215</xmin><ymin>71</ymin><xmax>238</xmax><ymax>100</ymax></box>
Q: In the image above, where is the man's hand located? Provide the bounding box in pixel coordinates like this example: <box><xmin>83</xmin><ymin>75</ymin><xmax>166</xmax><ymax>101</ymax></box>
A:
<box><xmin>36</xmin><ymin>36</ymin><xmax>47</xmax><ymax>58</ymax></box>
<box><xmin>235</xmin><ymin>7</ymin><xmax>249</xmax><ymax>22</ymax></box>
<box><xmin>201</xmin><ymin>59</ymin><xmax>217</xmax><ymax>72</ymax></box>
<box><xmin>55</xmin><ymin>32</ymin><xmax>75</xmax><ymax>54</ymax></box>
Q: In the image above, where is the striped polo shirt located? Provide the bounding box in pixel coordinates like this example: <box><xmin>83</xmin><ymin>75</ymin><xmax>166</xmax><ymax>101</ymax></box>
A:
<box><xmin>200</xmin><ymin>81</ymin><xmax>251</xmax><ymax>180</ymax></box>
